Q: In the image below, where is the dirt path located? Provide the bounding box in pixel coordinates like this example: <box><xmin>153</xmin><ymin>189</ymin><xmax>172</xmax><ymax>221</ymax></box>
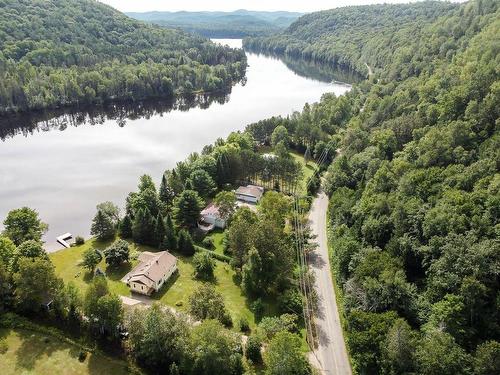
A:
<box><xmin>308</xmin><ymin>191</ymin><xmax>352</xmax><ymax>375</ymax></box>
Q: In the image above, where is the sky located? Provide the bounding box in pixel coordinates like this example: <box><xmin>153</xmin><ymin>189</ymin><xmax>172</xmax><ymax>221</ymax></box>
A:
<box><xmin>99</xmin><ymin>0</ymin><xmax>447</xmax><ymax>13</ymax></box>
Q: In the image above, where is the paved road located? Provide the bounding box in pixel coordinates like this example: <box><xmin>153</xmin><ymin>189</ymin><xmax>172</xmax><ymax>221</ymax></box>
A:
<box><xmin>308</xmin><ymin>191</ymin><xmax>352</xmax><ymax>375</ymax></box>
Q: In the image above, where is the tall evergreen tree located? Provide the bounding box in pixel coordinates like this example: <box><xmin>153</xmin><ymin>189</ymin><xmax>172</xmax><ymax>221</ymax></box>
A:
<box><xmin>173</xmin><ymin>190</ymin><xmax>203</xmax><ymax>228</ymax></box>
<box><xmin>120</xmin><ymin>215</ymin><xmax>133</xmax><ymax>239</ymax></box>
<box><xmin>177</xmin><ymin>230</ymin><xmax>195</xmax><ymax>256</ymax></box>
<box><xmin>162</xmin><ymin>214</ymin><xmax>177</xmax><ymax>250</ymax></box>
<box><xmin>90</xmin><ymin>209</ymin><xmax>116</xmax><ymax>241</ymax></box>
<box><xmin>132</xmin><ymin>208</ymin><xmax>156</xmax><ymax>245</ymax></box>
<box><xmin>159</xmin><ymin>172</ymin><xmax>175</xmax><ymax>207</ymax></box>
<box><xmin>154</xmin><ymin>213</ymin><xmax>167</xmax><ymax>248</ymax></box>
<box><xmin>241</xmin><ymin>247</ymin><xmax>263</xmax><ymax>296</ymax></box>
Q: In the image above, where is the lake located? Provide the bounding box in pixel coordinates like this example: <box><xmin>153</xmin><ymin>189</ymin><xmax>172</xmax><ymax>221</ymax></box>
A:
<box><xmin>0</xmin><ymin>39</ymin><xmax>352</xmax><ymax>250</ymax></box>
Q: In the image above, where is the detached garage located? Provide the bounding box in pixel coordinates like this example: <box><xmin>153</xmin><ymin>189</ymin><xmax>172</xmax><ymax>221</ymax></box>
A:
<box><xmin>235</xmin><ymin>185</ymin><xmax>264</xmax><ymax>204</ymax></box>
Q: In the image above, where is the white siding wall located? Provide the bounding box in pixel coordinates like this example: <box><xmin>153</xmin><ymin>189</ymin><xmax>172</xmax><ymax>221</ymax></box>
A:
<box><xmin>155</xmin><ymin>263</ymin><xmax>178</xmax><ymax>291</ymax></box>
<box><xmin>236</xmin><ymin>194</ymin><xmax>258</xmax><ymax>203</ymax></box>
<box><xmin>129</xmin><ymin>262</ymin><xmax>178</xmax><ymax>295</ymax></box>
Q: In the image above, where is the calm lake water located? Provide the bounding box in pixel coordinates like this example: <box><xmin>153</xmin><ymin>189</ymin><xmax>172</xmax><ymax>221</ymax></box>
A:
<box><xmin>0</xmin><ymin>39</ymin><xmax>352</xmax><ymax>250</ymax></box>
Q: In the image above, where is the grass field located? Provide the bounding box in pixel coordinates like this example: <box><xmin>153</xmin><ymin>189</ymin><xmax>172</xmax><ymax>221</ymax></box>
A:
<box><xmin>205</xmin><ymin>229</ymin><xmax>225</xmax><ymax>255</ymax></box>
<box><xmin>50</xmin><ymin>238</ymin><xmax>264</xmax><ymax>330</ymax></box>
<box><xmin>291</xmin><ymin>151</ymin><xmax>318</xmax><ymax>195</ymax></box>
<box><xmin>0</xmin><ymin>328</ymin><xmax>128</xmax><ymax>375</ymax></box>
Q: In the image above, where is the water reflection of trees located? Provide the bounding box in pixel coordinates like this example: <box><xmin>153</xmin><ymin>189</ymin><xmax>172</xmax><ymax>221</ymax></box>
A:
<box><xmin>0</xmin><ymin>92</ymin><xmax>230</xmax><ymax>141</ymax></box>
<box><xmin>247</xmin><ymin>49</ymin><xmax>363</xmax><ymax>84</ymax></box>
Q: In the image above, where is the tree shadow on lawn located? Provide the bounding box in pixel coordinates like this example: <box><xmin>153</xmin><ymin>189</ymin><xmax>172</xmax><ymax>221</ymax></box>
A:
<box><xmin>14</xmin><ymin>328</ymin><xmax>79</xmax><ymax>371</ymax></box>
<box><xmin>244</xmin><ymin>295</ymin><xmax>280</xmax><ymax>324</ymax></box>
<box><xmin>0</xmin><ymin>327</ymin><xmax>8</xmax><ymax>340</ymax></box>
<box><xmin>106</xmin><ymin>263</ymin><xmax>133</xmax><ymax>282</ymax></box>
<box><xmin>87</xmin><ymin>351</ymin><xmax>128</xmax><ymax>375</ymax></box>
<box><xmin>82</xmin><ymin>262</ymin><xmax>133</xmax><ymax>284</ymax></box>
<box><xmin>305</xmin><ymin>163</ymin><xmax>315</xmax><ymax>171</ymax></box>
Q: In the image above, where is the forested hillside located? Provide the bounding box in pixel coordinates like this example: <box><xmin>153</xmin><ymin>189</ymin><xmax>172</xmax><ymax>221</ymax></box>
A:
<box><xmin>247</xmin><ymin>0</ymin><xmax>499</xmax><ymax>373</ymax></box>
<box><xmin>243</xmin><ymin>2</ymin><xmax>457</xmax><ymax>76</ymax></box>
<box><xmin>0</xmin><ymin>0</ymin><xmax>246</xmax><ymax>115</ymax></box>
<box><xmin>127</xmin><ymin>10</ymin><xmax>302</xmax><ymax>38</ymax></box>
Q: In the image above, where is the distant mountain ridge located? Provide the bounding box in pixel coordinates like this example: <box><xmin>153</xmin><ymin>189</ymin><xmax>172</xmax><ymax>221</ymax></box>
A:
<box><xmin>126</xmin><ymin>10</ymin><xmax>303</xmax><ymax>38</ymax></box>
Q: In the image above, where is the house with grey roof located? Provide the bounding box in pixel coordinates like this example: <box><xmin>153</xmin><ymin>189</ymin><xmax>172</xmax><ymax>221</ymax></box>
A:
<box><xmin>235</xmin><ymin>184</ymin><xmax>264</xmax><ymax>204</ymax></box>
<box><xmin>123</xmin><ymin>251</ymin><xmax>177</xmax><ymax>296</ymax></box>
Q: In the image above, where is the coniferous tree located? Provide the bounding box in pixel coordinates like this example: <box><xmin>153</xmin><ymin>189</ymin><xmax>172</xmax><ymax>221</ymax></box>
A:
<box><xmin>159</xmin><ymin>172</ymin><xmax>175</xmax><ymax>207</ymax></box>
<box><xmin>163</xmin><ymin>214</ymin><xmax>177</xmax><ymax>250</ymax></box>
<box><xmin>90</xmin><ymin>209</ymin><xmax>116</xmax><ymax>241</ymax></box>
<box><xmin>241</xmin><ymin>247</ymin><xmax>263</xmax><ymax>296</ymax></box>
<box><xmin>177</xmin><ymin>230</ymin><xmax>195</xmax><ymax>256</ymax></box>
<box><xmin>154</xmin><ymin>213</ymin><xmax>167</xmax><ymax>248</ymax></box>
<box><xmin>173</xmin><ymin>190</ymin><xmax>204</xmax><ymax>228</ymax></box>
<box><xmin>120</xmin><ymin>215</ymin><xmax>133</xmax><ymax>239</ymax></box>
<box><xmin>132</xmin><ymin>208</ymin><xmax>156</xmax><ymax>245</ymax></box>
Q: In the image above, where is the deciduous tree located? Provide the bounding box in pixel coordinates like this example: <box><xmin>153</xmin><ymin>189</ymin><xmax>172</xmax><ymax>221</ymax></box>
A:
<box><xmin>2</xmin><ymin>207</ymin><xmax>48</xmax><ymax>246</ymax></box>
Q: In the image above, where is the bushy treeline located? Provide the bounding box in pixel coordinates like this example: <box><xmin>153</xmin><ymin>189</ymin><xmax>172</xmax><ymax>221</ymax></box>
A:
<box><xmin>243</xmin><ymin>1</ymin><xmax>457</xmax><ymax>77</ymax></box>
<box><xmin>0</xmin><ymin>0</ymin><xmax>247</xmax><ymax>114</ymax></box>
<box><xmin>255</xmin><ymin>0</ymin><xmax>500</xmax><ymax>374</ymax></box>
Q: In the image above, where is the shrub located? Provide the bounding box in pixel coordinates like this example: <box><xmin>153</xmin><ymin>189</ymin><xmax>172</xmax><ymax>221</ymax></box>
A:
<box><xmin>239</xmin><ymin>317</ymin><xmax>250</xmax><ymax>332</ymax></box>
<box><xmin>193</xmin><ymin>252</ymin><xmax>216</xmax><ymax>280</ymax></box>
<box><xmin>75</xmin><ymin>236</ymin><xmax>85</xmax><ymax>245</ymax></box>
<box><xmin>202</xmin><ymin>236</ymin><xmax>214</xmax><ymax>249</ymax></box>
<box><xmin>307</xmin><ymin>173</ymin><xmax>321</xmax><ymax>196</ymax></box>
<box><xmin>189</xmin><ymin>284</ymin><xmax>230</xmax><ymax>326</ymax></box>
<box><xmin>104</xmin><ymin>239</ymin><xmax>130</xmax><ymax>267</ymax></box>
<box><xmin>278</xmin><ymin>289</ymin><xmax>303</xmax><ymax>315</ymax></box>
<box><xmin>245</xmin><ymin>335</ymin><xmax>262</xmax><ymax>363</ymax></box>
<box><xmin>191</xmin><ymin>228</ymin><xmax>206</xmax><ymax>243</ymax></box>
<box><xmin>251</xmin><ymin>298</ymin><xmax>264</xmax><ymax>320</ymax></box>
<box><xmin>78</xmin><ymin>350</ymin><xmax>87</xmax><ymax>362</ymax></box>
<box><xmin>0</xmin><ymin>338</ymin><xmax>8</xmax><ymax>354</ymax></box>
<box><xmin>195</xmin><ymin>246</ymin><xmax>232</xmax><ymax>263</ymax></box>
<box><xmin>222</xmin><ymin>234</ymin><xmax>230</xmax><ymax>255</ymax></box>
<box><xmin>221</xmin><ymin>311</ymin><xmax>233</xmax><ymax>328</ymax></box>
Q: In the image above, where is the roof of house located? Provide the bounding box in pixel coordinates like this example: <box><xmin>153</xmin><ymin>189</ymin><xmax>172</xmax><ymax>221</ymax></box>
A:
<box><xmin>201</xmin><ymin>202</ymin><xmax>222</xmax><ymax>218</ymax></box>
<box><xmin>235</xmin><ymin>185</ymin><xmax>264</xmax><ymax>199</ymax></box>
<box><xmin>127</xmin><ymin>251</ymin><xmax>177</xmax><ymax>288</ymax></box>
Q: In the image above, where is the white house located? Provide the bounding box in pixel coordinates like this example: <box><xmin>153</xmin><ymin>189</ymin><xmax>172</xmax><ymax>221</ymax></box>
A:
<box><xmin>235</xmin><ymin>185</ymin><xmax>264</xmax><ymax>204</ymax></box>
<box><xmin>200</xmin><ymin>203</ymin><xmax>227</xmax><ymax>229</ymax></box>
<box><xmin>124</xmin><ymin>251</ymin><xmax>177</xmax><ymax>296</ymax></box>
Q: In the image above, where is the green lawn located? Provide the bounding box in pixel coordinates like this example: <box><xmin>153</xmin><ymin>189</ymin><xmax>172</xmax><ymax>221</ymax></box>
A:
<box><xmin>0</xmin><ymin>328</ymin><xmax>128</xmax><ymax>375</ymax></box>
<box><xmin>291</xmin><ymin>151</ymin><xmax>318</xmax><ymax>196</ymax></box>
<box><xmin>205</xmin><ymin>229</ymin><xmax>225</xmax><ymax>255</ymax></box>
<box><xmin>50</xmin><ymin>238</ymin><xmax>264</xmax><ymax>330</ymax></box>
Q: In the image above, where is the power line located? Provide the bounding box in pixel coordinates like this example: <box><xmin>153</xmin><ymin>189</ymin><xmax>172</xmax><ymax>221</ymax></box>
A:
<box><xmin>291</xmin><ymin>140</ymin><xmax>336</xmax><ymax>354</ymax></box>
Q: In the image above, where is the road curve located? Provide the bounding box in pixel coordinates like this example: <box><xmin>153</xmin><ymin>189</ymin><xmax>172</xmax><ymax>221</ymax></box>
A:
<box><xmin>308</xmin><ymin>191</ymin><xmax>352</xmax><ymax>375</ymax></box>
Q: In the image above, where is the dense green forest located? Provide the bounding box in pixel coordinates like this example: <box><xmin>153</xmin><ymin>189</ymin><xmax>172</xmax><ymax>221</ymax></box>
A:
<box><xmin>126</xmin><ymin>10</ymin><xmax>302</xmax><ymax>38</ymax></box>
<box><xmin>0</xmin><ymin>0</ymin><xmax>247</xmax><ymax>115</ymax></box>
<box><xmin>0</xmin><ymin>0</ymin><xmax>499</xmax><ymax>374</ymax></box>
<box><xmin>243</xmin><ymin>0</ymin><xmax>500</xmax><ymax>373</ymax></box>
<box><xmin>243</xmin><ymin>2</ymin><xmax>458</xmax><ymax>76</ymax></box>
